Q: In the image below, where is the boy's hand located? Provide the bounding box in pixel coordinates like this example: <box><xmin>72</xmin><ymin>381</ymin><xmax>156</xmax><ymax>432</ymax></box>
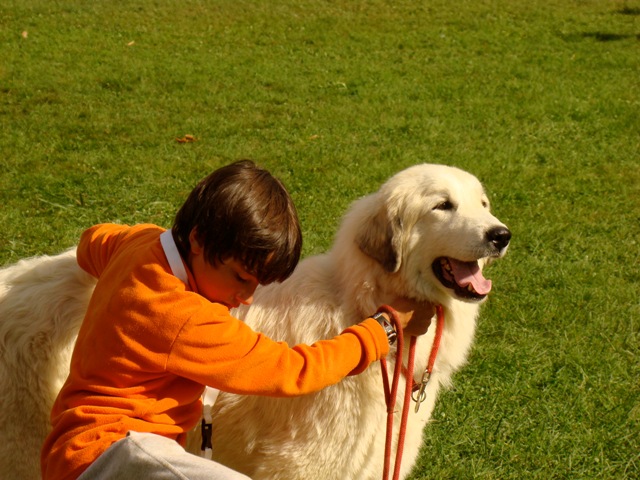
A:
<box><xmin>385</xmin><ymin>297</ymin><xmax>436</xmax><ymax>337</ymax></box>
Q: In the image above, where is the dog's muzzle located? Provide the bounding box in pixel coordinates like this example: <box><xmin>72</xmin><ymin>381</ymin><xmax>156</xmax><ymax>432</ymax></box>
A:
<box><xmin>486</xmin><ymin>226</ymin><xmax>511</xmax><ymax>255</ymax></box>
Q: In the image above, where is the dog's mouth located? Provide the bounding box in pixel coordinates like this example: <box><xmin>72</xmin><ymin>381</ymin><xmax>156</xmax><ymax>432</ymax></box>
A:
<box><xmin>432</xmin><ymin>257</ymin><xmax>492</xmax><ymax>301</ymax></box>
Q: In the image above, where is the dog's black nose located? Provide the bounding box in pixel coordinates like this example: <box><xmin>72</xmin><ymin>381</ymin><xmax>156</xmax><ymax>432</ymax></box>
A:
<box><xmin>486</xmin><ymin>226</ymin><xmax>511</xmax><ymax>251</ymax></box>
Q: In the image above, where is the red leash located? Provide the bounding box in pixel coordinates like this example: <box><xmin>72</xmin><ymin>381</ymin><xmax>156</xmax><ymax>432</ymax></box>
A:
<box><xmin>379</xmin><ymin>305</ymin><xmax>445</xmax><ymax>480</ymax></box>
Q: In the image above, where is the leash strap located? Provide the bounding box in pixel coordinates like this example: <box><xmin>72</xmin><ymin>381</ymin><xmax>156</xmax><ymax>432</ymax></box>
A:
<box><xmin>199</xmin><ymin>387</ymin><xmax>220</xmax><ymax>459</ymax></box>
<box><xmin>379</xmin><ymin>304</ymin><xmax>444</xmax><ymax>480</ymax></box>
<box><xmin>411</xmin><ymin>305</ymin><xmax>444</xmax><ymax>412</ymax></box>
<box><xmin>378</xmin><ymin>305</ymin><xmax>409</xmax><ymax>480</ymax></box>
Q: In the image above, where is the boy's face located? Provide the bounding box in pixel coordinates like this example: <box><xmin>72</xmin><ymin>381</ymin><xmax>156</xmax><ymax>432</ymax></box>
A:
<box><xmin>188</xmin><ymin>230</ymin><xmax>259</xmax><ymax>308</ymax></box>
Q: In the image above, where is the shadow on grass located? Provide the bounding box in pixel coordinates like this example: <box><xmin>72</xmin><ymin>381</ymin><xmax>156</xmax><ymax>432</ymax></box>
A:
<box><xmin>560</xmin><ymin>31</ymin><xmax>640</xmax><ymax>42</ymax></box>
<box><xmin>560</xmin><ymin>6</ymin><xmax>640</xmax><ymax>42</ymax></box>
<box><xmin>580</xmin><ymin>32</ymin><xmax>640</xmax><ymax>42</ymax></box>
<box><xmin>616</xmin><ymin>6</ymin><xmax>640</xmax><ymax>15</ymax></box>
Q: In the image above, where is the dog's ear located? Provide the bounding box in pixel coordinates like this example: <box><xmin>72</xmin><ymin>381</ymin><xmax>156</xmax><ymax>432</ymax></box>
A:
<box><xmin>356</xmin><ymin>204</ymin><xmax>403</xmax><ymax>273</ymax></box>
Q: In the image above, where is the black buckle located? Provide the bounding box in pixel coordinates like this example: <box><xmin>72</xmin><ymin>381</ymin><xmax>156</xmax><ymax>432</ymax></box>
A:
<box><xmin>200</xmin><ymin>419</ymin><xmax>213</xmax><ymax>451</ymax></box>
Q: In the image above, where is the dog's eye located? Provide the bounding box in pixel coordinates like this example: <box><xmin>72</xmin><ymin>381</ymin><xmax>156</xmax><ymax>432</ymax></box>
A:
<box><xmin>482</xmin><ymin>200</ymin><xmax>489</xmax><ymax>208</ymax></box>
<box><xmin>434</xmin><ymin>201</ymin><xmax>454</xmax><ymax>211</ymax></box>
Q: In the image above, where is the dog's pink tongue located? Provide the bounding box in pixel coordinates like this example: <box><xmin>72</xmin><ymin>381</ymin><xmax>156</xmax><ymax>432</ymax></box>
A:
<box><xmin>449</xmin><ymin>260</ymin><xmax>492</xmax><ymax>295</ymax></box>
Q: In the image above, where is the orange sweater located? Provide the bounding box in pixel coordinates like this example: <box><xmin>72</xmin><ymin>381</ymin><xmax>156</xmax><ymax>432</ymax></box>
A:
<box><xmin>41</xmin><ymin>224</ymin><xmax>389</xmax><ymax>480</ymax></box>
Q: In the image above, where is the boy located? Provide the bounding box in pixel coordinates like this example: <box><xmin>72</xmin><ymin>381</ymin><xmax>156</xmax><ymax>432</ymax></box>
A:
<box><xmin>41</xmin><ymin>160</ymin><xmax>433</xmax><ymax>480</ymax></box>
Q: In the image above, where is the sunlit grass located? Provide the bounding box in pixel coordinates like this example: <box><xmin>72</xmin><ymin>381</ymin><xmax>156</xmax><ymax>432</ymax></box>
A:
<box><xmin>1</xmin><ymin>0</ymin><xmax>638</xmax><ymax>477</ymax></box>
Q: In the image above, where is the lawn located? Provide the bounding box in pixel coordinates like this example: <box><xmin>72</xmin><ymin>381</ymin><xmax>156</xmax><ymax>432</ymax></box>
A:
<box><xmin>1</xmin><ymin>0</ymin><xmax>638</xmax><ymax>478</ymax></box>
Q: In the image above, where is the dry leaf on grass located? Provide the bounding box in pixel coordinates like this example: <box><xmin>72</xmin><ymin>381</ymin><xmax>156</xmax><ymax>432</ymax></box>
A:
<box><xmin>176</xmin><ymin>134</ymin><xmax>197</xmax><ymax>143</ymax></box>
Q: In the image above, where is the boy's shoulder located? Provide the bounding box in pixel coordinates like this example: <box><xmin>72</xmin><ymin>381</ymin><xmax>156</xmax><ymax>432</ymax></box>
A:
<box><xmin>82</xmin><ymin>223</ymin><xmax>165</xmax><ymax>244</ymax></box>
<box><xmin>78</xmin><ymin>223</ymin><xmax>167</xmax><ymax>276</ymax></box>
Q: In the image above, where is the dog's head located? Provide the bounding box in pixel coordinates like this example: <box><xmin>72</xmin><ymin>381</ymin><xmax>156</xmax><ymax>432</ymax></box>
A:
<box><xmin>351</xmin><ymin>164</ymin><xmax>510</xmax><ymax>305</ymax></box>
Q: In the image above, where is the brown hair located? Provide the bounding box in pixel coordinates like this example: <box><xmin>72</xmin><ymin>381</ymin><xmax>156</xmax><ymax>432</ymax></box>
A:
<box><xmin>172</xmin><ymin>160</ymin><xmax>302</xmax><ymax>284</ymax></box>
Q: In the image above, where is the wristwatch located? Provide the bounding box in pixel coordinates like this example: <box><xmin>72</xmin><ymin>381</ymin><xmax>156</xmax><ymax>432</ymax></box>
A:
<box><xmin>371</xmin><ymin>312</ymin><xmax>397</xmax><ymax>345</ymax></box>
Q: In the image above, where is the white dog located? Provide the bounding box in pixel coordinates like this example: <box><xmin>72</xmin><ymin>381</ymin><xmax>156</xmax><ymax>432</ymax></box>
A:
<box><xmin>0</xmin><ymin>164</ymin><xmax>510</xmax><ymax>480</ymax></box>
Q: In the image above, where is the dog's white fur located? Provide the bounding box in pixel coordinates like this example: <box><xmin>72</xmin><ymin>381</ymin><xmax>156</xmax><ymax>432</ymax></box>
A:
<box><xmin>0</xmin><ymin>251</ymin><xmax>96</xmax><ymax>479</ymax></box>
<box><xmin>0</xmin><ymin>164</ymin><xmax>509</xmax><ymax>480</ymax></box>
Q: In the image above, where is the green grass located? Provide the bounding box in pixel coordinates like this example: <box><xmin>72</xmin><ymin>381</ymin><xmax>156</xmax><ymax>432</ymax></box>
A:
<box><xmin>1</xmin><ymin>0</ymin><xmax>639</xmax><ymax>478</ymax></box>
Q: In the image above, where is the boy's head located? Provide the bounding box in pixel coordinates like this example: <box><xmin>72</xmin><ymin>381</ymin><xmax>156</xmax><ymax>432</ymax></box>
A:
<box><xmin>172</xmin><ymin>160</ymin><xmax>302</xmax><ymax>284</ymax></box>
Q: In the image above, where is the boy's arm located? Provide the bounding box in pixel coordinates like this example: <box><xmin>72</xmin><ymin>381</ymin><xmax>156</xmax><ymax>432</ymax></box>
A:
<box><xmin>167</xmin><ymin>307</ymin><xmax>389</xmax><ymax>398</ymax></box>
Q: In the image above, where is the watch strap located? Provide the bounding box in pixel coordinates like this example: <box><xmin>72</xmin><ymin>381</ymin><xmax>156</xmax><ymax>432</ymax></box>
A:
<box><xmin>371</xmin><ymin>312</ymin><xmax>397</xmax><ymax>345</ymax></box>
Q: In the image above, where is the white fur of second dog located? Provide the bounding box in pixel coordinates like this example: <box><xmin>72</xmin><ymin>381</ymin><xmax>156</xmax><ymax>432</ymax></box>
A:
<box><xmin>0</xmin><ymin>163</ymin><xmax>510</xmax><ymax>480</ymax></box>
<box><xmin>0</xmin><ymin>250</ymin><xmax>96</xmax><ymax>480</ymax></box>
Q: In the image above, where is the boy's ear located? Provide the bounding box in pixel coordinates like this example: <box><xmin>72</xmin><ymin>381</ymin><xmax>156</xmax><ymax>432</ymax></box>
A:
<box><xmin>188</xmin><ymin>228</ymin><xmax>203</xmax><ymax>255</ymax></box>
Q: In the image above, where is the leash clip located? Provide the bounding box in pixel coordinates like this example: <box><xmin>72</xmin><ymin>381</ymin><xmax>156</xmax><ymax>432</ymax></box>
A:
<box><xmin>412</xmin><ymin>370</ymin><xmax>430</xmax><ymax>413</ymax></box>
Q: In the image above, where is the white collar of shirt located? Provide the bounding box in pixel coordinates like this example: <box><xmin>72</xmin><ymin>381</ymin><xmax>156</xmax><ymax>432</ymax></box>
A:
<box><xmin>160</xmin><ymin>230</ymin><xmax>189</xmax><ymax>287</ymax></box>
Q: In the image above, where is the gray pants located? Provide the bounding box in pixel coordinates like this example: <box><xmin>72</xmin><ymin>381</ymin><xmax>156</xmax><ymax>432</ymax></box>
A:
<box><xmin>78</xmin><ymin>431</ymin><xmax>251</xmax><ymax>480</ymax></box>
